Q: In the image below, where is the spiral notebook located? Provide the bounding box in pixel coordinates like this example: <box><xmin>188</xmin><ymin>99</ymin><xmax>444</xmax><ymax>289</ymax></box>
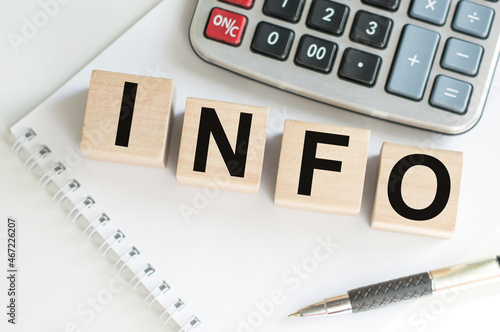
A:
<box><xmin>8</xmin><ymin>1</ymin><xmax>500</xmax><ymax>331</ymax></box>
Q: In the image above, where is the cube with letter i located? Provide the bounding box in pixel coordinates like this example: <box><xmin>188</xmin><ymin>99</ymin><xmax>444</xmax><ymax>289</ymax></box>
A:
<box><xmin>274</xmin><ymin>120</ymin><xmax>370</xmax><ymax>215</ymax></box>
<box><xmin>371</xmin><ymin>143</ymin><xmax>463</xmax><ymax>239</ymax></box>
<box><xmin>176</xmin><ymin>98</ymin><xmax>269</xmax><ymax>194</ymax></box>
<box><xmin>80</xmin><ymin>70</ymin><xmax>174</xmax><ymax>168</ymax></box>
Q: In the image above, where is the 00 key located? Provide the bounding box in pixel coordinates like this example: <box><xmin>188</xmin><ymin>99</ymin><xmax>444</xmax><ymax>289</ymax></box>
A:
<box><xmin>295</xmin><ymin>35</ymin><xmax>337</xmax><ymax>73</ymax></box>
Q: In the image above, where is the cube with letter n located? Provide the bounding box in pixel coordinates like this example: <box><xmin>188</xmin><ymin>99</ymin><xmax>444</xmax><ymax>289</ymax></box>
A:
<box><xmin>275</xmin><ymin>120</ymin><xmax>370</xmax><ymax>215</ymax></box>
<box><xmin>176</xmin><ymin>98</ymin><xmax>268</xmax><ymax>194</ymax></box>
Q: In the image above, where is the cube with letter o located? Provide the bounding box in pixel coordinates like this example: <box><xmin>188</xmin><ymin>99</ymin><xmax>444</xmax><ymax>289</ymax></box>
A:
<box><xmin>371</xmin><ymin>142</ymin><xmax>463</xmax><ymax>238</ymax></box>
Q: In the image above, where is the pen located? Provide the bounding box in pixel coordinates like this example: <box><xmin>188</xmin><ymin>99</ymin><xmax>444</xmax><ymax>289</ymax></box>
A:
<box><xmin>289</xmin><ymin>255</ymin><xmax>500</xmax><ymax>318</ymax></box>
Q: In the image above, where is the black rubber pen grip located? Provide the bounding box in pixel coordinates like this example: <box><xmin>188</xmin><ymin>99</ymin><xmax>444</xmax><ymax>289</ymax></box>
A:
<box><xmin>347</xmin><ymin>272</ymin><xmax>432</xmax><ymax>313</ymax></box>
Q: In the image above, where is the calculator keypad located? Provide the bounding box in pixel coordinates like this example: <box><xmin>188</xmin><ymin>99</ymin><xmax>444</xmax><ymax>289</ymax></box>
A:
<box><xmin>430</xmin><ymin>75</ymin><xmax>472</xmax><ymax>114</ymax></box>
<box><xmin>263</xmin><ymin>0</ymin><xmax>305</xmax><ymax>23</ymax></box>
<box><xmin>295</xmin><ymin>35</ymin><xmax>337</xmax><ymax>73</ymax></box>
<box><xmin>193</xmin><ymin>0</ymin><xmax>500</xmax><ymax>133</ymax></box>
<box><xmin>251</xmin><ymin>22</ymin><xmax>294</xmax><ymax>60</ymax></box>
<box><xmin>362</xmin><ymin>0</ymin><xmax>400</xmax><ymax>12</ymax></box>
<box><xmin>205</xmin><ymin>8</ymin><xmax>247</xmax><ymax>46</ymax></box>
<box><xmin>409</xmin><ymin>0</ymin><xmax>451</xmax><ymax>26</ymax></box>
<box><xmin>387</xmin><ymin>25</ymin><xmax>440</xmax><ymax>100</ymax></box>
<box><xmin>452</xmin><ymin>1</ymin><xmax>495</xmax><ymax>38</ymax></box>
<box><xmin>441</xmin><ymin>38</ymin><xmax>483</xmax><ymax>76</ymax></box>
<box><xmin>306</xmin><ymin>0</ymin><xmax>349</xmax><ymax>36</ymax></box>
<box><xmin>339</xmin><ymin>48</ymin><xmax>381</xmax><ymax>86</ymax></box>
<box><xmin>350</xmin><ymin>11</ymin><xmax>393</xmax><ymax>49</ymax></box>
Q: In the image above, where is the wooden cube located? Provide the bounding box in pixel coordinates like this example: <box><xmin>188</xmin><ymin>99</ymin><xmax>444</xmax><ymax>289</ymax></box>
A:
<box><xmin>274</xmin><ymin>120</ymin><xmax>370</xmax><ymax>215</ymax></box>
<box><xmin>371</xmin><ymin>142</ymin><xmax>463</xmax><ymax>239</ymax></box>
<box><xmin>176</xmin><ymin>98</ymin><xmax>268</xmax><ymax>194</ymax></box>
<box><xmin>80</xmin><ymin>70</ymin><xmax>174</xmax><ymax>168</ymax></box>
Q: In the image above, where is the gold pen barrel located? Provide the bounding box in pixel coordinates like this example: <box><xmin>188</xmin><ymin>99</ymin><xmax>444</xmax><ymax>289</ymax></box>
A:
<box><xmin>430</xmin><ymin>257</ymin><xmax>500</xmax><ymax>293</ymax></box>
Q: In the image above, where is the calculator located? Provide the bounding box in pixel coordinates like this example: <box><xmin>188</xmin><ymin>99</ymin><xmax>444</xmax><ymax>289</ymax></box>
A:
<box><xmin>189</xmin><ymin>0</ymin><xmax>500</xmax><ymax>134</ymax></box>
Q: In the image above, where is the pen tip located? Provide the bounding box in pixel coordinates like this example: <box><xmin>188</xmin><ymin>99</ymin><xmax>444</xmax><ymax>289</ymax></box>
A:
<box><xmin>288</xmin><ymin>312</ymin><xmax>301</xmax><ymax>318</ymax></box>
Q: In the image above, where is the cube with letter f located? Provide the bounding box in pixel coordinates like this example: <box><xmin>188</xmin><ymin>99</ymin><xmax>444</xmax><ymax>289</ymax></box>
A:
<box><xmin>275</xmin><ymin>120</ymin><xmax>370</xmax><ymax>215</ymax></box>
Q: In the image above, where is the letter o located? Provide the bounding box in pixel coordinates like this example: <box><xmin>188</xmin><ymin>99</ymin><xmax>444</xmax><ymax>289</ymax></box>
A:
<box><xmin>387</xmin><ymin>154</ymin><xmax>451</xmax><ymax>221</ymax></box>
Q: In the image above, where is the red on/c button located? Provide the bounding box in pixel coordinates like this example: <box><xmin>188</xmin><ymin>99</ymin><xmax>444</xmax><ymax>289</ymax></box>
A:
<box><xmin>205</xmin><ymin>8</ymin><xmax>247</xmax><ymax>46</ymax></box>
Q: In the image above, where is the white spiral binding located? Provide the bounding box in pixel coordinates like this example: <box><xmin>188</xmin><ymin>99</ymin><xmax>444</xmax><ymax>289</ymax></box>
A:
<box><xmin>12</xmin><ymin>128</ymin><xmax>36</xmax><ymax>153</ymax></box>
<box><xmin>53</xmin><ymin>180</ymin><xmax>80</xmax><ymax>205</ymax></box>
<box><xmin>25</xmin><ymin>145</ymin><xmax>51</xmax><ymax>171</ymax></box>
<box><xmin>68</xmin><ymin>196</ymin><xmax>95</xmax><ymax>223</ymax></box>
<box><xmin>161</xmin><ymin>299</ymin><xmax>185</xmax><ymax>325</ymax></box>
<box><xmin>11</xmin><ymin>128</ymin><xmax>201</xmax><ymax>331</ymax></box>
<box><xmin>130</xmin><ymin>264</ymin><xmax>155</xmax><ymax>290</ymax></box>
<box><xmin>145</xmin><ymin>281</ymin><xmax>170</xmax><ymax>307</ymax></box>
<box><xmin>99</xmin><ymin>230</ymin><xmax>125</xmax><ymax>255</ymax></box>
<box><xmin>84</xmin><ymin>213</ymin><xmax>110</xmax><ymax>238</ymax></box>
<box><xmin>114</xmin><ymin>246</ymin><xmax>140</xmax><ymax>273</ymax></box>
<box><xmin>40</xmin><ymin>162</ymin><xmax>66</xmax><ymax>188</ymax></box>
<box><xmin>180</xmin><ymin>316</ymin><xmax>201</xmax><ymax>332</ymax></box>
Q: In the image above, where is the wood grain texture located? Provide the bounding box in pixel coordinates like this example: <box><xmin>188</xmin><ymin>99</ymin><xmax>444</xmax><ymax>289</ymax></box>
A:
<box><xmin>176</xmin><ymin>97</ymin><xmax>268</xmax><ymax>194</ymax></box>
<box><xmin>371</xmin><ymin>142</ymin><xmax>464</xmax><ymax>239</ymax></box>
<box><xmin>80</xmin><ymin>70</ymin><xmax>174</xmax><ymax>168</ymax></box>
<box><xmin>274</xmin><ymin>120</ymin><xmax>370</xmax><ymax>215</ymax></box>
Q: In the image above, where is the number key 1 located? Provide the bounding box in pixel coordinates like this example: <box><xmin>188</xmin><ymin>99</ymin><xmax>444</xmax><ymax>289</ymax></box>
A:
<box><xmin>307</xmin><ymin>0</ymin><xmax>350</xmax><ymax>36</ymax></box>
<box><xmin>263</xmin><ymin>0</ymin><xmax>306</xmax><ymax>23</ymax></box>
<box><xmin>350</xmin><ymin>11</ymin><xmax>393</xmax><ymax>49</ymax></box>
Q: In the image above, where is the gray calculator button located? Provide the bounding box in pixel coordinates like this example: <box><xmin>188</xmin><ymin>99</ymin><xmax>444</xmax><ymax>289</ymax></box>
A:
<box><xmin>430</xmin><ymin>75</ymin><xmax>472</xmax><ymax>114</ymax></box>
<box><xmin>441</xmin><ymin>38</ymin><xmax>483</xmax><ymax>76</ymax></box>
<box><xmin>387</xmin><ymin>25</ymin><xmax>440</xmax><ymax>100</ymax></box>
<box><xmin>409</xmin><ymin>0</ymin><xmax>451</xmax><ymax>26</ymax></box>
<box><xmin>452</xmin><ymin>1</ymin><xmax>495</xmax><ymax>38</ymax></box>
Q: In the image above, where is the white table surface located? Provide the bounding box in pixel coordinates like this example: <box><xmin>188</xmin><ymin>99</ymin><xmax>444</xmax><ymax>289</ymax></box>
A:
<box><xmin>1</xmin><ymin>1</ymin><xmax>499</xmax><ymax>331</ymax></box>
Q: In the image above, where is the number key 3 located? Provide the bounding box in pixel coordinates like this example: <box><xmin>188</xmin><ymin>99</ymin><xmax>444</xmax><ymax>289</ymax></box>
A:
<box><xmin>350</xmin><ymin>10</ymin><xmax>393</xmax><ymax>49</ymax></box>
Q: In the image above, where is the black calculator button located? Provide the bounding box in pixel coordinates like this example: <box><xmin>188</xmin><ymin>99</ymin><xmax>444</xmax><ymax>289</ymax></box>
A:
<box><xmin>362</xmin><ymin>0</ymin><xmax>400</xmax><ymax>12</ymax></box>
<box><xmin>306</xmin><ymin>0</ymin><xmax>350</xmax><ymax>36</ymax></box>
<box><xmin>295</xmin><ymin>35</ymin><xmax>337</xmax><ymax>73</ymax></box>
<box><xmin>338</xmin><ymin>48</ymin><xmax>382</xmax><ymax>86</ymax></box>
<box><xmin>350</xmin><ymin>11</ymin><xmax>393</xmax><ymax>49</ymax></box>
<box><xmin>263</xmin><ymin>0</ymin><xmax>306</xmax><ymax>23</ymax></box>
<box><xmin>251</xmin><ymin>22</ymin><xmax>295</xmax><ymax>60</ymax></box>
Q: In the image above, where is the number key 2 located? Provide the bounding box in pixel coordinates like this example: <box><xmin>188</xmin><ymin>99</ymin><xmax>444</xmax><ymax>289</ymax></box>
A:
<box><xmin>351</xmin><ymin>11</ymin><xmax>393</xmax><ymax>49</ymax></box>
<box><xmin>307</xmin><ymin>0</ymin><xmax>350</xmax><ymax>36</ymax></box>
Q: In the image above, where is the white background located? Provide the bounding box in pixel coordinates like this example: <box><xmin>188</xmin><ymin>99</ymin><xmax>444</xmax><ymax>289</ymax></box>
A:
<box><xmin>1</xmin><ymin>1</ymin><xmax>500</xmax><ymax>332</ymax></box>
